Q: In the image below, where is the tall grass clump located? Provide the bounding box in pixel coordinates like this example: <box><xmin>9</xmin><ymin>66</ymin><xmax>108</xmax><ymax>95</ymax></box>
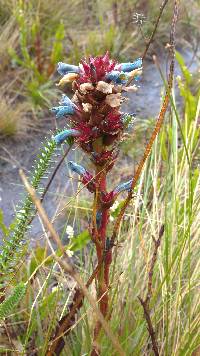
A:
<box><xmin>108</xmin><ymin>64</ymin><xmax>200</xmax><ymax>356</ymax></box>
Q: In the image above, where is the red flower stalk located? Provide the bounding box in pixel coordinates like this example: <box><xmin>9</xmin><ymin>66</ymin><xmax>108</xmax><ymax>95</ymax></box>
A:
<box><xmin>51</xmin><ymin>52</ymin><xmax>142</xmax><ymax>353</ymax></box>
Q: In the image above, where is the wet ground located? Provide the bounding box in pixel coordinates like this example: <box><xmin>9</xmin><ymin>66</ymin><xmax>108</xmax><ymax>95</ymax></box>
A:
<box><xmin>0</xmin><ymin>49</ymin><xmax>199</xmax><ymax>240</ymax></box>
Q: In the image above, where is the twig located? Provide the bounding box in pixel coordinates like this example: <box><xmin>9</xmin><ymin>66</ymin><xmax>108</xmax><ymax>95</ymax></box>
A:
<box><xmin>126</xmin><ymin>0</ymin><xmax>169</xmax><ymax>89</ymax></box>
<box><xmin>40</xmin><ymin>145</ymin><xmax>72</xmax><ymax>203</ymax></box>
<box><xmin>138</xmin><ymin>224</ymin><xmax>165</xmax><ymax>356</ymax></box>
<box><xmin>142</xmin><ymin>0</ymin><xmax>169</xmax><ymax>60</ymax></box>
<box><xmin>3</xmin><ymin>321</ymin><xmax>19</xmax><ymax>356</ymax></box>
<box><xmin>138</xmin><ymin>22</ymin><xmax>148</xmax><ymax>45</ymax></box>
<box><xmin>19</xmin><ymin>170</ymin><xmax>65</xmax><ymax>254</ymax></box>
<box><xmin>39</xmin><ymin>159</ymin><xmax>118</xmax><ymax>355</ymax></box>
<box><xmin>19</xmin><ymin>170</ymin><xmax>125</xmax><ymax>356</ymax></box>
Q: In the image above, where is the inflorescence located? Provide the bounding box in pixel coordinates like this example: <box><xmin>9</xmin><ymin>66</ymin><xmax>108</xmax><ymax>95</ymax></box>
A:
<box><xmin>51</xmin><ymin>52</ymin><xmax>142</xmax><ymax>205</ymax></box>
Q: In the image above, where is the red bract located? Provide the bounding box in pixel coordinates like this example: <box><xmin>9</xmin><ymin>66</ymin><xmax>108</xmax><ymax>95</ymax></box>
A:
<box><xmin>79</xmin><ymin>52</ymin><xmax>116</xmax><ymax>83</ymax></box>
<box><xmin>91</xmin><ymin>150</ymin><xmax>117</xmax><ymax>167</ymax></box>
<box><xmin>81</xmin><ymin>172</ymin><xmax>96</xmax><ymax>193</ymax></box>
<box><xmin>100</xmin><ymin>112</ymin><xmax>122</xmax><ymax>135</ymax></box>
<box><xmin>74</xmin><ymin>122</ymin><xmax>99</xmax><ymax>143</ymax></box>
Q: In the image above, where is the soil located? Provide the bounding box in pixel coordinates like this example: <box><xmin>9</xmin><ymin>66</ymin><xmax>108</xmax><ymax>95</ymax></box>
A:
<box><xmin>0</xmin><ymin>49</ymin><xmax>199</xmax><ymax>240</ymax></box>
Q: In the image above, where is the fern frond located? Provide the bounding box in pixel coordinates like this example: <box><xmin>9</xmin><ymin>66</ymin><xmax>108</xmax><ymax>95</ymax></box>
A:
<box><xmin>0</xmin><ymin>131</ymin><xmax>71</xmax><ymax>289</ymax></box>
<box><xmin>0</xmin><ymin>282</ymin><xmax>27</xmax><ymax>320</ymax></box>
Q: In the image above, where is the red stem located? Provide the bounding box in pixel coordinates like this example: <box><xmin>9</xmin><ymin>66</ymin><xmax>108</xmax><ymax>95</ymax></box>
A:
<box><xmin>92</xmin><ymin>167</ymin><xmax>113</xmax><ymax>355</ymax></box>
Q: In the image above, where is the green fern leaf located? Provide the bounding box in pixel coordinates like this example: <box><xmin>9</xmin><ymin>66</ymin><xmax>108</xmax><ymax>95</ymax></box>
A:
<box><xmin>0</xmin><ymin>283</ymin><xmax>27</xmax><ymax>320</ymax></box>
<box><xmin>0</xmin><ymin>130</ymin><xmax>71</xmax><ymax>289</ymax></box>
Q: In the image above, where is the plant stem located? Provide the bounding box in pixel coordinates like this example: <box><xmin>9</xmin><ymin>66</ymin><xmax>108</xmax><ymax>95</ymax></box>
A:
<box><xmin>92</xmin><ymin>165</ymin><xmax>112</xmax><ymax>354</ymax></box>
<box><xmin>96</xmin><ymin>169</ymin><xmax>109</xmax><ymax>316</ymax></box>
<box><xmin>20</xmin><ymin>169</ymin><xmax>124</xmax><ymax>356</ymax></box>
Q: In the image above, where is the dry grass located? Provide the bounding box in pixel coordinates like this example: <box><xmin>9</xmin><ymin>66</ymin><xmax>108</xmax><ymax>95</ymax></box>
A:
<box><xmin>0</xmin><ymin>94</ymin><xmax>32</xmax><ymax>137</ymax></box>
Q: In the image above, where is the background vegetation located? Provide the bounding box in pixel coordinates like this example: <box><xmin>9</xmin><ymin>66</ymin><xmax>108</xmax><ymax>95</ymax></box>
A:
<box><xmin>0</xmin><ymin>0</ymin><xmax>199</xmax><ymax>136</ymax></box>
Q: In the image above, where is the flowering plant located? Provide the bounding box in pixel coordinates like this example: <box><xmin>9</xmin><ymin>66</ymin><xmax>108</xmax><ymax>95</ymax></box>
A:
<box><xmin>51</xmin><ymin>52</ymin><xmax>142</xmax><ymax>352</ymax></box>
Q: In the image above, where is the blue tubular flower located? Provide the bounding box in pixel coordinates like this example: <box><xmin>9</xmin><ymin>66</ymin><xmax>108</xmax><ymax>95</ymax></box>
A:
<box><xmin>51</xmin><ymin>95</ymin><xmax>77</xmax><ymax>118</ymax></box>
<box><xmin>114</xmin><ymin>179</ymin><xmax>133</xmax><ymax>194</ymax></box>
<box><xmin>57</xmin><ymin>62</ymin><xmax>80</xmax><ymax>75</ymax></box>
<box><xmin>54</xmin><ymin>129</ymin><xmax>80</xmax><ymax>144</ymax></box>
<box><xmin>68</xmin><ymin>161</ymin><xmax>95</xmax><ymax>192</ymax></box>
<box><xmin>68</xmin><ymin>161</ymin><xmax>87</xmax><ymax>176</ymax></box>
<box><xmin>116</xmin><ymin>58</ymin><xmax>142</xmax><ymax>72</ymax></box>
<box><xmin>50</xmin><ymin>105</ymin><xmax>75</xmax><ymax>118</ymax></box>
<box><xmin>105</xmin><ymin>71</ymin><xmax>129</xmax><ymax>84</ymax></box>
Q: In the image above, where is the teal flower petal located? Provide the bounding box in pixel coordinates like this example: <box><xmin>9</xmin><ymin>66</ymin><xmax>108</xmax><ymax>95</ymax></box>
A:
<box><xmin>105</xmin><ymin>71</ymin><xmax>128</xmax><ymax>84</ymax></box>
<box><xmin>116</xmin><ymin>58</ymin><xmax>142</xmax><ymax>72</ymax></box>
<box><xmin>68</xmin><ymin>161</ymin><xmax>87</xmax><ymax>176</ymax></box>
<box><xmin>114</xmin><ymin>179</ymin><xmax>133</xmax><ymax>194</ymax></box>
<box><xmin>50</xmin><ymin>105</ymin><xmax>75</xmax><ymax>118</ymax></box>
<box><xmin>54</xmin><ymin>129</ymin><xmax>80</xmax><ymax>144</ymax></box>
<box><xmin>57</xmin><ymin>62</ymin><xmax>80</xmax><ymax>75</ymax></box>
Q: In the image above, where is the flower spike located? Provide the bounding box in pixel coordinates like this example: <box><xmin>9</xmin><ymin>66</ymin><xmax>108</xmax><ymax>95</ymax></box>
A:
<box><xmin>54</xmin><ymin>129</ymin><xmax>80</xmax><ymax>144</ymax></box>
